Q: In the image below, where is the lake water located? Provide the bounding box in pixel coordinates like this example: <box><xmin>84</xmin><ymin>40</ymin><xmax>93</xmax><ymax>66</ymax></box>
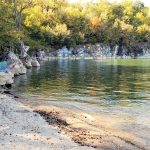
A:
<box><xmin>12</xmin><ymin>59</ymin><xmax>150</xmax><ymax>147</ymax></box>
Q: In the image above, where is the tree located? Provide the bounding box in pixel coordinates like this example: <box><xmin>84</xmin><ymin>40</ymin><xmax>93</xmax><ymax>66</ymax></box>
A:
<box><xmin>0</xmin><ymin>1</ymin><xmax>16</xmax><ymax>50</ymax></box>
<box><xmin>0</xmin><ymin>0</ymin><xmax>149</xmax><ymax>52</ymax></box>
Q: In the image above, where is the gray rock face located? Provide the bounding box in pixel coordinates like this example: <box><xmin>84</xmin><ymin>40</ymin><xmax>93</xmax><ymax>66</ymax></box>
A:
<box><xmin>23</xmin><ymin>59</ymin><xmax>32</xmax><ymax>69</ymax></box>
<box><xmin>51</xmin><ymin>42</ymin><xmax>150</xmax><ymax>58</ymax></box>
<box><xmin>0</xmin><ymin>72</ymin><xmax>14</xmax><ymax>85</ymax></box>
<box><xmin>31</xmin><ymin>59</ymin><xmax>40</xmax><ymax>67</ymax></box>
<box><xmin>8</xmin><ymin>52</ymin><xmax>27</xmax><ymax>75</ymax></box>
<box><xmin>10</xmin><ymin>62</ymin><xmax>27</xmax><ymax>75</ymax></box>
<box><xmin>0</xmin><ymin>61</ymin><xmax>14</xmax><ymax>86</ymax></box>
<box><xmin>19</xmin><ymin>40</ymin><xmax>30</xmax><ymax>58</ymax></box>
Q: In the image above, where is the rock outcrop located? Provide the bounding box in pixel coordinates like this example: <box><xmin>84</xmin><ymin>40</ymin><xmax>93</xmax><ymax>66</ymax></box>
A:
<box><xmin>8</xmin><ymin>52</ymin><xmax>27</xmax><ymax>75</ymax></box>
<box><xmin>0</xmin><ymin>72</ymin><xmax>14</xmax><ymax>86</ymax></box>
<box><xmin>31</xmin><ymin>58</ymin><xmax>40</xmax><ymax>67</ymax></box>
<box><xmin>50</xmin><ymin>42</ymin><xmax>150</xmax><ymax>58</ymax></box>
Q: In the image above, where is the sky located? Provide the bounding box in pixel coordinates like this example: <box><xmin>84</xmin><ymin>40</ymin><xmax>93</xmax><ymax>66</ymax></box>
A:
<box><xmin>67</xmin><ymin>0</ymin><xmax>150</xmax><ymax>6</ymax></box>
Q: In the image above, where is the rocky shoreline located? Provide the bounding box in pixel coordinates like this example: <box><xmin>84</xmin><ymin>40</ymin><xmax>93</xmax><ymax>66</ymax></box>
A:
<box><xmin>0</xmin><ymin>51</ymin><xmax>41</xmax><ymax>87</ymax></box>
<box><xmin>0</xmin><ymin>51</ymin><xmax>150</xmax><ymax>149</ymax></box>
<box><xmin>0</xmin><ymin>70</ymin><xmax>149</xmax><ymax>149</ymax></box>
<box><xmin>49</xmin><ymin>43</ymin><xmax>150</xmax><ymax>58</ymax></box>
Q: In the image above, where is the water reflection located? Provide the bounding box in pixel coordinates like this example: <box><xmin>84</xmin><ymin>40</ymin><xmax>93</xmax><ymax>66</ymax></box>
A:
<box><xmin>13</xmin><ymin>59</ymin><xmax>150</xmax><ymax>107</ymax></box>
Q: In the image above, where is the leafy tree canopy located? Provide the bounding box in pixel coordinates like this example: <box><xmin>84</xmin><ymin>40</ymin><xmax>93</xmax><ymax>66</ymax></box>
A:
<box><xmin>0</xmin><ymin>0</ymin><xmax>149</xmax><ymax>51</ymax></box>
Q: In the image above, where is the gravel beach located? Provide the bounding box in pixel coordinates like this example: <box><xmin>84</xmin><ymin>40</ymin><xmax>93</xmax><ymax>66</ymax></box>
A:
<box><xmin>0</xmin><ymin>94</ymin><xmax>94</xmax><ymax>150</ymax></box>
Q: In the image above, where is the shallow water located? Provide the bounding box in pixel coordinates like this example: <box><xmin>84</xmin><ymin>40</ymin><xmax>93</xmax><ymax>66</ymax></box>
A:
<box><xmin>13</xmin><ymin>59</ymin><xmax>150</xmax><ymax>147</ymax></box>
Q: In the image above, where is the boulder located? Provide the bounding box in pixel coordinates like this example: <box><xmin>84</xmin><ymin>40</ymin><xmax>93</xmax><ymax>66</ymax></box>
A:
<box><xmin>24</xmin><ymin>60</ymin><xmax>32</xmax><ymax>69</ymax></box>
<box><xmin>0</xmin><ymin>61</ymin><xmax>14</xmax><ymax>85</ymax></box>
<box><xmin>10</xmin><ymin>62</ymin><xmax>27</xmax><ymax>75</ymax></box>
<box><xmin>0</xmin><ymin>72</ymin><xmax>14</xmax><ymax>86</ymax></box>
<box><xmin>8</xmin><ymin>52</ymin><xmax>27</xmax><ymax>75</ymax></box>
<box><xmin>6</xmin><ymin>71</ymin><xmax>14</xmax><ymax>84</ymax></box>
<box><xmin>0</xmin><ymin>72</ymin><xmax>8</xmax><ymax>85</ymax></box>
<box><xmin>31</xmin><ymin>59</ymin><xmax>40</xmax><ymax>67</ymax></box>
<box><xmin>19</xmin><ymin>63</ymin><xmax>27</xmax><ymax>75</ymax></box>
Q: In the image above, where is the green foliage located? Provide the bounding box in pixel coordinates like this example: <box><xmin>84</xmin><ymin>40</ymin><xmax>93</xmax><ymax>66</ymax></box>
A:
<box><xmin>0</xmin><ymin>0</ymin><xmax>149</xmax><ymax>50</ymax></box>
<box><xmin>0</xmin><ymin>1</ymin><xmax>17</xmax><ymax>49</ymax></box>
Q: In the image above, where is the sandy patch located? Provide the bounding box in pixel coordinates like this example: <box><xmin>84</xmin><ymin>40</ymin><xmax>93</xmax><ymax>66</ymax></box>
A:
<box><xmin>34</xmin><ymin>105</ymin><xmax>146</xmax><ymax>150</ymax></box>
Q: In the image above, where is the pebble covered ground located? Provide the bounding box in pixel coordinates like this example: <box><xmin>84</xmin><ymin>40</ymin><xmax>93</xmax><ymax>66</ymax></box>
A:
<box><xmin>0</xmin><ymin>94</ymin><xmax>94</xmax><ymax>150</ymax></box>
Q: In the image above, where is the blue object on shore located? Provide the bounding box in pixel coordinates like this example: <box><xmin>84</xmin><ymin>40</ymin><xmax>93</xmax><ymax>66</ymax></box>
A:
<box><xmin>0</xmin><ymin>61</ymin><xmax>9</xmax><ymax>73</ymax></box>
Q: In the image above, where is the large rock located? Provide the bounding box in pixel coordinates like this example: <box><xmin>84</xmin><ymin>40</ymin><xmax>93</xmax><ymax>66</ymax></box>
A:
<box><xmin>31</xmin><ymin>59</ymin><xmax>40</xmax><ymax>67</ymax></box>
<box><xmin>24</xmin><ymin>59</ymin><xmax>32</xmax><ymax>69</ymax></box>
<box><xmin>6</xmin><ymin>71</ymin><xmax>14</xmax><ymax>84</ymax></box>
<box><xmin>0</xmin><ymin>72</ymin><xmax>8</xmax><ymax>85</ymax></box>
<box><xmin>10</xmin><ymin>60</ymin><xmax>27</xmax><ymax>75</ymax></box>
<box><xmin>19</xmin><ymin>63</ymin><xmax>27</xmax><ymax>74</ymax></box>
<box><xmin>0</xmin><ymin>61</ymin><xmax>14</xmax><ymax>85</ymax></box>
<box><xmin>11</xmin><ymin>66</ymin><xmax>27</xmax><ymax>75</ymax></box>
<box><xmin>0</xmin><ymin>72</ymin><xmax>14</xmax><ymax>85</ymax></box>
<box><xmin>8</xmin><ymin>52</ymin><xmax>27</xmax><ymax>75</ymax></box>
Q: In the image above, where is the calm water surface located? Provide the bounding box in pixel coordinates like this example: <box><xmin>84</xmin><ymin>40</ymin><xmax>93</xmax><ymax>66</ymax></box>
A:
<box><xmin>13</xmin><ymin>59</ymin><xmax>150</xmax><ymax>105</ymax></box>
<box><xmin>13</xmin><ymin>59</ymin><xmax>150</xmax><ymax>144</ymax></box>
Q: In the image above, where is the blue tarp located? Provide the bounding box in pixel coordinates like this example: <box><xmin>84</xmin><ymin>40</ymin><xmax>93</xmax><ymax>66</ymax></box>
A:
<box><xmin>0</xmin><ymin>61</ymin><xmax>9</xmax><ymax>73</ymax></box>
